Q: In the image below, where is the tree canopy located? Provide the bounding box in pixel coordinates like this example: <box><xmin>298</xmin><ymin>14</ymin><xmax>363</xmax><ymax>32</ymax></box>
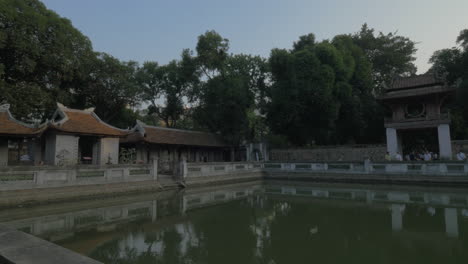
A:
<box><xmin>2</xmin><ymin>0</ymin><xmax>430</xmax><ymax>146</ymax></box>
<box><xmin>429</xmin><ymin>29</ymin><xmax>468</xmax><ymax>139</ymax></box>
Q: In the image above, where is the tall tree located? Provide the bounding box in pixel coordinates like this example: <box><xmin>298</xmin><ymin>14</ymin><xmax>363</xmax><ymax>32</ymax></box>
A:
<box><xmin>429</xmin><ymin>29</ymin><xmax>468</xmax><ymax>139</ymax></box>
<box><xmin>192</xmin><ymin>31</ymin><xmax>267</xmax><ymax>144</ymax></box>
<box><xmin>69</xmin><ymin>53</ymin><xmax>140</xmax><ymax>128</ymax></box>
<box><xmin>352</xmin><ymin>24</ymin><xmax>417</xmax><ymax>94</ymax></box>
<box><xmin>137</xmin><ymin>50</ymin><xmax>199</xmax><ymax>128</ymax></box>
<box><xmin>0</xmin><ymin>0</ymin><xmax>94</xmax><ymax>121</ymax></box>
<box><xmin>267</xmin><ymin>37</ymin><xmax>340</xmax><ymax>145</ymax></box>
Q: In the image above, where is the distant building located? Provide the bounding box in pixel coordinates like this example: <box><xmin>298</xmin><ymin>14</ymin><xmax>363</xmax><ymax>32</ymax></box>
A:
<box><xmin>44</xmin><ymin>104</ymin><xmax>128</xmax><ymax>165</ymax></box>
<box><xmin>0</xmin><ymin>104</ymin><xmax>45</xmax><ymax>166</ymax></box>
<box><xmin>121</xmin><ymin>121</ymin><xmax>230</xmax><ymax>172</ymax></box>
<box><xmin>379</xmin><ymin>74</ymin><xmax>456</xmax><ymax>159</ymax></box>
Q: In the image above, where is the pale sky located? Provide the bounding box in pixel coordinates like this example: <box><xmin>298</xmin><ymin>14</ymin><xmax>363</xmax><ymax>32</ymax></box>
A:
<box><xmin>42</xmin><ymin>0</ymin><xmax>468</xmax><ymax>73</ymax></box>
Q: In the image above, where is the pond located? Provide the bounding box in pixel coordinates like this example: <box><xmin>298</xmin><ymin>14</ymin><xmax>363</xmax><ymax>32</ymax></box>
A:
<box><xmin>1</xmin><ymin>181</ymin><xmax>468</xmax><ymax>264</ymax></box>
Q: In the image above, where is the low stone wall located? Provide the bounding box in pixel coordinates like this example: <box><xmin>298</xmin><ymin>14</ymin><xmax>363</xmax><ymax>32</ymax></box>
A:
<box><xmin>0</xmin><ymin>163</ymin><xmax>157</xmax><ymax>191</ymax></box>
<box><xmin>264</xmin><ymin>161</ymin><xmax>468</xmax><ymax>185</ymax></box>
<box><xmin>184</xmin><ymin>162</ymin><xmax>265</xmax><ymax>186</ymax></box>
<box><xmin>0</xmin><ymin>224</ymin><xmax>101</xmax><ymax>264</ymax></box>
<box><xmin>270</xmin><ymin>145</ymin><xmax>386</xmax><ymax>162</ymax></box>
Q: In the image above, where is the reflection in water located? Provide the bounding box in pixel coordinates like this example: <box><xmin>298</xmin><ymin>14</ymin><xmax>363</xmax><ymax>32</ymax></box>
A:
<box><xmin>1</xmin><ymin>182</ymin><xmax>468</xmax><ymax>264</ymax></box>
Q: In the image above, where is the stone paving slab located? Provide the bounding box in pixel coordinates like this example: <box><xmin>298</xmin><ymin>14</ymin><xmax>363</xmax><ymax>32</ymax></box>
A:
<box><xmin>0</xmin><ymin>224</ymin><xmax>101</xmax><ymax>264</ymax></box>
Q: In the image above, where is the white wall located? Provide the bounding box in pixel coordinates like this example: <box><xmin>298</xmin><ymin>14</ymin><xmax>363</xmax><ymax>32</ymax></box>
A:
<box><xmin>45</xmin><ymin>133</ymin><xmax>79</xmax><ymax>165</ymax></box>
<box><xmin>55</xmin><ymin>135</ymin><xmax>79</xmax><ymax>165</ymax></box>
<box><xmin>99</xmin><ymin>137</ymin><xmax>120</xmax><ymax>165</ymax></box>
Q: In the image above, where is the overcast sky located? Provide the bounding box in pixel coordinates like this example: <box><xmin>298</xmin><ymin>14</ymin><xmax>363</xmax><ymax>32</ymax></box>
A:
<box><xmin>42</xmin><ymin>0</ymin><xmax>468</xmax><ymax>73</ymax></box>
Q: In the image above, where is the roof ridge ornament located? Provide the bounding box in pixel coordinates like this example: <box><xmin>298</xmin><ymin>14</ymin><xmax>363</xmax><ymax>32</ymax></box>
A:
<box><xmin>0</xmin><ymin>104</ymin><xmax>10</xmax><ymax>112</ymax></box>
<box><xmin>83</xmin><ymin>107</ymin><xmax>95</xmax><ymax>113</ymax></box>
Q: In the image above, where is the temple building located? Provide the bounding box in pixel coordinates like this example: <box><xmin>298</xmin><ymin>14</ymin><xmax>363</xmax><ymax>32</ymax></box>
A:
<box><xmin>0</xmin><ymin>104</ymin><xmax>45</xmax><ymax>166</ymax></box>
<box><xmin>380</xmin><ymin>74</ymin><xmax>456</xmax><ymax>159</ymax></box>
<box><xmin>121</xmin><ymin>121</ymin><xmax>230</xmax><ymax>171</ymax></box>
<box><xmin>43</xmin><ymin>104</ymin><xmax>129</xmax><ymax>165</ymax></box>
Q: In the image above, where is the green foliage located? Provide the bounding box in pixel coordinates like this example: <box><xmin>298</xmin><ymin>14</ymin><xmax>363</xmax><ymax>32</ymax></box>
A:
<box><xmin>2</xmin><ymin>1</ymin><xmax>424</xmax><ymax>148</ymax></box>
<box><xmin>68</xmin><ymin>53</ymin><xmax>140</xmax><ymax>127</ymax></box>
<box><xmin>192</xmin><ymin>33</ymin><xmax>268</xmax><ymax>144</ymax></box>
<box><xmin>266</xmin><ymin>32</ymin><xmax>385</xmax><ymax>146</ymax></box>
<box><xmin>137</xmin><ymin>50</ymin><xmax>199</xmax><ymax>128</ymax></box>
<box><xmin>352</xmin><ymin>24</ymin><xmax>417</xmax><ymax>94</ymax></box>
<box><xmin>0</xmin><ymin>0</ymin><xmax>93</xmax><ymax>121</ymax></box>
<box><xmin>196</xmin><ymin>30</ymin><xmax>229</xmax><ymax>78</ymax></box>
<box><xmin>429</xmin><ymin>28</ymin><xmax>468</xmax><ymax>140</ymax></box>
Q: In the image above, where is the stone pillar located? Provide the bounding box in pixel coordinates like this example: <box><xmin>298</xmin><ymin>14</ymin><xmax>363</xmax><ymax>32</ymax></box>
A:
<box><xmin>386</xmin><ymin>128</ymin><xmax>399</xmax><ymax>158</ymax></box>
<box><xmin>444</xmin><ymin>208</ymin><xmax>459</xmax><ymax>237</ymax></box>
<box><xmin>0</xmin><ymin>139</ymin><xmax>8</xmax><ymax>166</ymax></box>
<box><xmin>152</xmin><ymin>158</ymin><xmax>158</xmax><ymax>181</ymax></box>
<box><xmin>391</xmin><ymin>204</ymin><xmax>405</xmax><ymax>232</ymax></box>
<box><xmin>180</xmin><ymin>158</ymin><xmax>187</xmax><ymax>179</ymax></box>
<box><xmin>230</xmin><ymin>147</ymin><xmax>235</xmax><ymax>162</ymax></box>
<box><xmin>32</xmin><ymin>139</ymin><xmax>42</xmax><ymax>165</ymax></box>
<box><xmin>92</xmin><ymin>140</ymin><xmax>100</xmax><ymax>165</ymax></box>
<box><xmin>438</xmin><ymin>124</ymin><xmax>453</xmax><ymax>160</ymax></box>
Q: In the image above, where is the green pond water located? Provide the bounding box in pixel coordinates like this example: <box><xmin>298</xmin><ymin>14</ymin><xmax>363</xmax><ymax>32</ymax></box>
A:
<box><xmin>1</xmin><ymin>181</ymin><xmax>468</xmax><ymax>264</ymax></box>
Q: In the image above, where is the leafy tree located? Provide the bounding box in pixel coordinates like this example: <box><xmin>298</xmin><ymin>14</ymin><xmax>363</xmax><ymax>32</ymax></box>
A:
<box><xmin>352</xmin><ymin>24</ymin><xmax>417</xmax><ymax>94</ymax></box>
<box><xmin>138</xmin><ymin>50</ymin><xmax>199</xmax><ymax>128</ymax></box>
<box><xmin>429</xmin><ymin>29</ymin><xmax>468</xmax><ymax>139</ymax></box>
<box><xmin>267</xmin><ymin>40</ymin><xmax>339</xmax><ymax>145</ymax></box>
<box><xmin>195</xmin><ymin>30</ymin><xmax>229</xmax><ymax>80</ymax></box>
<box><xmin>69</xmin><ymin>53</ymin><xmax>140</xmax><ymax>127</ymax></box>
<box><xmin>192</xmin><ymin>31</ymin><xmax>267</xmax><ymax>144</ymax></box>
<box><xmin>0</xmin><ymin>0</ymin><xmax>94</xmax><ymax>121</ymax></box>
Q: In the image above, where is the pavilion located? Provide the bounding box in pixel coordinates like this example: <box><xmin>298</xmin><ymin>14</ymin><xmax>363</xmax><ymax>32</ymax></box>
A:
<box><xmin>0</xmin><ymin>104</ymin><xmax>45</xmax><ymax>166</ymax></box>
<box><xmin>121</xmin><ymin>121</ymin><xmax>230</xmax><ymax>172</ymax></box>
<box><xmin>43</xmin><ymin>103</ymin><xmax>129</xmax><ymax>165</ymax></box>
<box><xmin>380</xmin><ymin>74</ymin><xmax>456</xmax><ymax>159</ymax></box>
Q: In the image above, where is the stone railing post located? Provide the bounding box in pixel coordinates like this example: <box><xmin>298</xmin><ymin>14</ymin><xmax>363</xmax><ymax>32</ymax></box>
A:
<box><xmin>35</xmin><ymin>170</ymin><xmax>46</xmax><ymax>185</ymax></box>
<box><xmin>180</xmin><ymin>158</ymin><xmax>187</xmax><ymax>180</ymax></box>
<box><xmin>152</xmin><ymin>158</ymin><xmax>158</xmax><ymax>181</ymax></box>
<box><xmin>364</xmin><ymin>159</ymin><xmax>372</xmax><ymax>173</ymax></box>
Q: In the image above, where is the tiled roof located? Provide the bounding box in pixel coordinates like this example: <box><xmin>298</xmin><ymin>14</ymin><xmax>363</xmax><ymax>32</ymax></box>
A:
<box><xmin>50</xmin><ymin>107</ymin><xmax>128</xmax><ymax>137</ymax></box>
<box><xmin>389</xmin><ymin>74</ymin><xmax>443</xmax><ymax>90</ymax></box>
<box><xmin>0</xmin><ymin>106</ymin><xmax>43</xmax><ymax>136</ymax></box>
<box><xmin>124</xmin><ymin>124</ymin><xmax>227</xmax><ymax>147</ymax></box>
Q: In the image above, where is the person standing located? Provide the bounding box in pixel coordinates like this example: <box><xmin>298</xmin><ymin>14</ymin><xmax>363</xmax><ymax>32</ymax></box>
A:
<box><xmin>385</xmin><ymin>152</ymin><xmax>391</xmax><ymax>161</ymax></box>
<box><xmin>395</xmin><ymin>152</ymin><xmax>403</xmax><ymax>162</ymax></box>
<box><xmin>457</xmin><ymin>151</ymin><xmax>467</xmax><ymax>161</ymax></box>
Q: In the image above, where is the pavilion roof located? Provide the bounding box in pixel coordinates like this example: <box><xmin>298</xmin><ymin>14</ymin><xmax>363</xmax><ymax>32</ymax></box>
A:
<box><xmin>0</xmin><ymin>104</ymin><xmax>44</xmax><ymax>137</ymax></box>
<box><xmin>49</xmin><ymin>104</ymin><xmax>129</xmax><ymax>137</ymax></box>
<box><xmin>380</xmin><ymin>74</ymin><xmax>455</xmax><ymax>100</ymax></box>
<box><xmin>389</xmin><ymin>74</ymin><xmax>443</xmax><ymax>91</ymax></box>
<box><xmin>123</xmin><ymin>122</ymin><xmax>228</xmax><ymax>147</ymax></box>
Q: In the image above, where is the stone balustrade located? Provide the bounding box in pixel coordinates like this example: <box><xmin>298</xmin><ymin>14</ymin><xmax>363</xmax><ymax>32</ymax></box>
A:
<box><xmin>0</xmin><ymin>160</ymin><xmax>158</xmax><ymax>191</ymax></box>
<box><xmin>184</xmin><ymin>162</ymin><xmax>264</xmax><ymax>179</ymax></box>
<box><xmin>262</xmin><ymin>161</ymin><xmax>468</xmax><ymax>176</ymax></box>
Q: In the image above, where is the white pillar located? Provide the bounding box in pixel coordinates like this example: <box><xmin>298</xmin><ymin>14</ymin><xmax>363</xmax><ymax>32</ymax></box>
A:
<box><xmin>0</xmin><ymin>139</ymin><xmax>8</xmax><ymax>166</ymax></box>
<box><xmin>391</xmin><ymin>204</ymin><xmax>405</xmax><ymax>232</ymax></box>
<box><xmin>444</xmin><ymin>208</ymin><xmax>459</xmax><ymax>238</ymax></box>
<box><xmin>386</xmin><ymin>128</ymin><xmax>399</xmax><ymax>157</ymax></box>
<box><xmin>438</xmin><ymin>124</ymin><xmax>453</xmax><ymax>160</ymax></box>
<box><xmin>152</xmin><ymin>158</ymin><xmax>158</xmax><ymax>180</ymax></box>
